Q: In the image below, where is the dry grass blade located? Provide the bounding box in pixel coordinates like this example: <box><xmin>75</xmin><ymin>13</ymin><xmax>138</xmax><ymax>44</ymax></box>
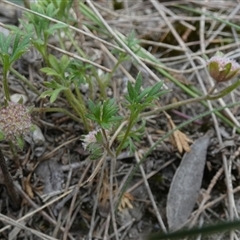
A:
<box><xmin>135</xmin><ymin>151</ymin><xmax>167</xmax><ymax>232</ymax></box>
<box><xmin>0</xmin><ymin>214</ymin><xmax>58</xmax><ymax>240</ymax></box>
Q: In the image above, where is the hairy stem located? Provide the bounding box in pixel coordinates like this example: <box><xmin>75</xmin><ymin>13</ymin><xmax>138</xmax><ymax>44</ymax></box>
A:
<box><xmin>3</xmin><ymin>70</ymin><xmax>10</xmax><ymax>101</ymax></box>
<box><xmin>64</xmin><ymin>89</ymin><xmax>89</xmax><ymax>131</ymax></box>
<box><xmin>116</xmin><ymin>115</ymin><xmax>136</xmax><ymax>156</ymax></box>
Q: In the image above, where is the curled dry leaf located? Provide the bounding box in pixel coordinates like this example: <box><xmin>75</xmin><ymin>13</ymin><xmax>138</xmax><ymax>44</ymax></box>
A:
<box><xmin>98</xmin><ymin>170</ymin><xmax>111</xmax><ymax>218</ymax></box>
<box><xmin>23</xmin><ymin>175</ymin><xmax>34</xmax><ymax>199</ymax></box>
<box><xmin>118</xmin><ymin>192</ymin><xmax>134</xmax><ymax>212</ymax></box>
<box><xmin>167</xmin><ymin>133</ymin><xmax>211</xmax><ymax>230</ymax></box>
<box><xmin>167</xmin><ymin>113</ymin><xmax>192</xmax><ymax>153</ymax></box>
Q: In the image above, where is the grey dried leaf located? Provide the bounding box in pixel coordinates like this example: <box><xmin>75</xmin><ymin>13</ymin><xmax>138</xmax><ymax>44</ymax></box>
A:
<box><xmin>10</xmin><ymin>94</ymin><xmax>28</xmax><ymax>105</ymax></box>
<box><xmin>167</xmin><ymin>133</ymin><xmax>211</xmax><ymax>230</ymax></box>
<box><xmin>36</xmin><ymin>160</ymin><xmax>63</xmax><ymax>194</ymax></box>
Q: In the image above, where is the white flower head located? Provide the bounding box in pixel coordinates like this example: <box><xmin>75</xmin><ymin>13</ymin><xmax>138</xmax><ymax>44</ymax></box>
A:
<box><xmin>207</xmin><ymin>53</ymin><xmax>240</xmax><ymax>82</ymax></box>
<box><xmin>82</xmin><ymin>129</ymin><xmax>100</xmax><ymax>150</ymax></box>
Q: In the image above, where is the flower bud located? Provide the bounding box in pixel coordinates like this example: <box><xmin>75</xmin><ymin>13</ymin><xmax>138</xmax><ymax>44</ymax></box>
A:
<box><xmin>82</xmin><ymin>129</ymin><xmax>99</xmax><ymax>150</ymax></box>
<box><xmin>207</xmin><ymin>54</ymin><xmax>240</xmax><ymax>82</ymax></box>
<box><xmin>0</xmin><ymin>102</ymin><xmax>31</xmax><ymax>142</ymax></box>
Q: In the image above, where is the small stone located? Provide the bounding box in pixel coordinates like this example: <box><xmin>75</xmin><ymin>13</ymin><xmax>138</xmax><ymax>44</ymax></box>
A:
<box><xmin>10</xmin><ymin>94</ymin><xmax>28</xmax><ymax>105</ymax></box>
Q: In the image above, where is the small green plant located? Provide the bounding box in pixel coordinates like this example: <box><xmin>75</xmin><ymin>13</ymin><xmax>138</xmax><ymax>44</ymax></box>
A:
<box><xmin>4</xmin><ymin>0</ymin><xmax>240</xmax><ymax>169</ymax></box>
<box><xmin>0</xmin><ymin>31</ymin><xmax>32</xmax><ymax>210</ymax></box>
<box><xmin>0</xmin><ymin>31</ymin><xmax>33</xmax><ymax>148</ymax></box>
<box><xmin>0</xmin><ymin>32</ymin><xmax>31</xmax><ymax>101</ymax></box>
<box><xmin>116</xmin><ymin>74</ymin><xmax>167</xmax><ymax>155</ymax></box>
<box><xmin>81</xmin><ymin>73</ymin><xmax>168</xmax><ymax>161</ymax></box>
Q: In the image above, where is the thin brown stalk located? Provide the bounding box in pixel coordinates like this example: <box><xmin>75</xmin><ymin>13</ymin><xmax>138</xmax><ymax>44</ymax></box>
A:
<box><xmin>0</xmin><ymin>148</ymin><xmax>21</xmax><ymax>210</ymax></box>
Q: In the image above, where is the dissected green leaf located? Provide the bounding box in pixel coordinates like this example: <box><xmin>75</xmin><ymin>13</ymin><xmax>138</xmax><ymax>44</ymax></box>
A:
<box><xmin>49</xmin><ymin>54</ymin><xmax>61</xmax><ymax>73</ymax></box>
<box><xmin>0</xmin><ymin>33</ymin><xmax>11</xmax><ymax>54</ymax></box>
<box><xmin>147</xmin><ymin>82</ymin><xmax>163</xmax><ymax>97</ymax></box>
<box><xmin>40</xmin><ymin>79</ymin><xmax>67</xmax><ymax>103</ymax></box>
<box><xmin>207</xmin><ymin>80</ymin><xmax>240</xmax><ymax>100</ymax></box>
<box><xmin>60</xmin><ymin>55</ymin><xmax>70</xmax><ymax>71</ymax></box>
<box><xmin>134</xmin><ymin>73</ymin><xmax>142</xmax><ymax>94</ymax></box>
<box><xmin>41</xmin><ymin>67</ymin><xmax>61</xmax><ymax>78</ymax></box>
<box><xmin>135</xmin><ymin>87</ymin><xmax>151</xmax><ymax>102</ymax></box>
<box><xmin>11</xmin><ymin>34</ymin><xmax>31</xmax><ymax>63</ymax></box>
<box><xmin>87</xmin><ymin>99</ymin><xmax>121</xmax><ymax>129</ymax></box>
<box><xmin>50</xmin><ymin>88</ymin><xmax>64</xmax><ymax>103</ymax></box>
<box><xmin>43</xmin><ymin>80</ymin><xmax>62</xmax><ymax>89</ymax></box>
<box><xmin>16</xmin><ymin>136</ymin><xmax>25</xmax><ymax>150</ymax></box>
<box><xmin>40</xmin><ymin>89</ymin><xmax>54</xmax><ymax>99</ymax></box>
<box><xmin>45</xmin><ymin>23</ymin><xmax>67</xmax><ymax>35</ymax></box>
<box><xmin>127</xmin><ymin>81</ymin><xmax>136</xmax><ymax>101</ymax></box>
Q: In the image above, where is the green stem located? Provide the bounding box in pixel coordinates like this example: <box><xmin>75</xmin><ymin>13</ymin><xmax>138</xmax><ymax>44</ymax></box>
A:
<box><xmin>102</xmin><ymin>128</ymin><xmax>115</xmax><ymax>157</ymax></box>
<box><xmin>41</xmin><ymin>38</ymin><xmax>50</xmax><ymax>66</ymax></box>
<box><xmin>64</xmin><ymin>89</ymin><xmax>89</xmax><ymax>131</ymax></box>
<box><xmin>66</xmin><ymin>30</ymin><xmax>85</xmax><ymax>56</ymax></box>
<box><xmin>207</xmin><ymin>82</ymin><xmax>218</xmax><ymax>95</ymax></box>
<box><xmin>74</xmin><ymin>80</ymin><xmax>85</xmax><ymax>106</ymax></box>
<box><xmin>93</xmin><ymin>71</ymin><xmax>107</xmax><ymax>99</ymax></box>
<box><xmin>57</xmin><ymin>30</ymin><xmax>66</xmax><ymax>50</ymax></box>
<box><xmin>3</xmin><ymin>69</ymin><xmax>10</xmax><ymax>101</ymax></box>
<box><xmin>105</xmin><ymin>53</ymin><xmax>125</xmax><ymax>83</ymax></box>
<box><xmin>10</xmin><ymin>67</ymin><xmax>41</xmax><ymax>96</ymax></box>
<box><xmin>9</xmin><ymin>141</ymin><xmax>17</xmax><ymax>157</ymax></box>
<box><xmin>116</xmin><ymin>114</ymin><xmax>136</xmax><ymax>156</ymax></box>
<box><xmin>153</xmin><ymin>65</ymin><xmax>239</xmax><ymax>130</ymax></box>
<box><xmin>141</xmin><ymin>95</ymin><xmax>206</xmax><ymax>117</ymax></box>
<box><xmin>86</xmin><ymin>75</ymin><xmax>94</xmax><ymax>100</ymax></box>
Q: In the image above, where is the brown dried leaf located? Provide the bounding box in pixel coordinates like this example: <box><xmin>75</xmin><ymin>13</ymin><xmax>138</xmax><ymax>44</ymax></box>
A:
<box><xmin>118</xmin><ymin>192</ymin><xmax>134</xmax><ymax>212</ymax></box>
<box><xmin>168</xmin><ymin>115</ymin><xmax>192</xmax><ymax>153</ymax></box>
<box><xmin>23</xmin><ymin>175</ymin><xmax>34</xmax><ymax>199</ymax></box>
<box><xmin>169</xmin><ymin>71</ymin><xmax>193</xmax><ymax>86</ymax></box>
<box><xmin>98</xmin><ymin>169</ymin><xmax>110</xmax><ymax>203</ymax></box>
